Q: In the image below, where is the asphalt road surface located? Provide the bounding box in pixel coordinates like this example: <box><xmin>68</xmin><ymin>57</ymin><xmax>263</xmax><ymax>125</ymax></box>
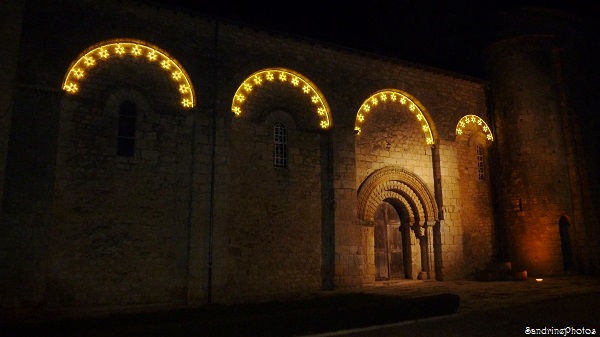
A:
<box><xmin>311</xmin><ymin>291</ymin><xmax>600</xmax><ymax>337</ymax></box>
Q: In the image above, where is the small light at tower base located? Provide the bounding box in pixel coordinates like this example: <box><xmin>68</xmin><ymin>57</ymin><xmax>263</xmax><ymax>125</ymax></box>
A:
<box><xmin>535</xmin><ymin>278</ymin><xmax>543</xmax><ymax>282</ymax></box>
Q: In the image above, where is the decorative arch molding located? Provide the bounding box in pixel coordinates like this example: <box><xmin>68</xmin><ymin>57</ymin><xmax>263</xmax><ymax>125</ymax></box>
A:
<box><xmin>62</xmin><ymin>39</ymin><xmax>196</xmax><ymax>108</ymax></box>
<box><xmin>358</xmin><ymin>166</ymin><xmax>438</xmax><ymax>225</ymax></box>
<box><xmin>231</xmin><ymin>68</ymin><xmax>332</xmax><ymax>129</ymax></box>
<box><xmin>455</xmin><ymin>114</ymin><xmax>493</xmax><ymax>142</ymax></box>
<box><xmin>354</xmin><ymin>89</ymin><xmax>435</xmax><ymax>145</ymax></box>
<box><xmin>379</xmin><ymin>190</ymin><xmax>417</xmax><ymax>224</ymax></box>
<box><xmin>365</xmin><ymin>180</ymin><xmax>426</xmax><ymax>224</ymax></box>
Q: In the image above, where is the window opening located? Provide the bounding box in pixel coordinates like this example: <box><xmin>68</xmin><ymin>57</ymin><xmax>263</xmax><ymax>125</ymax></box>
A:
<box><xmin>274</xmin><ymin>122</ymin><xmax>287</xmax><ymax>168</ymax></box>
<box><xmin>477</xmin><ymin>145</ymin><xmax>484</xmax><ymax>180</ymax></box>
<box><xmin>117</xmin><ymin>100</ymin><xmax>137</xmax><ymax>156</ymax></box>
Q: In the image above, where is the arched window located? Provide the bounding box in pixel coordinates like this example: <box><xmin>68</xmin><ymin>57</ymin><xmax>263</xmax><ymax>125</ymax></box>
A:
<box><xmin>117</xmin><ymin>100</ymin><xmax>137</xmax><ymax>156</ymax></box>
<box><xmin>476</xmin><ymin>145</ymin><xmax>484</xmax><ymax>180</ymax></box>
<box><xmin>273</xmin><ymin>122</ymin><xmax>287</xmax><ymax>168</ymax></box>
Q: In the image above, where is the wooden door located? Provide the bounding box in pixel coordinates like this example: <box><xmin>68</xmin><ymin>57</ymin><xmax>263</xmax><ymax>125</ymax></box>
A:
<box><xmin>374</xmin><ymin>202</ymin><xmax>405</xmax><ymax>280</ymax></box>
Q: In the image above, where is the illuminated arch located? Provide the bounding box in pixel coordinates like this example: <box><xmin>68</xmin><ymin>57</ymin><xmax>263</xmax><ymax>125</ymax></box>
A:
<box><xmin>455</xmin><ymin>115</ymin><xmax>493</xmax><ymax>142</ymax></box>
<box><xmin>62</xmin><ymin>39</ymin><xmax>195</xmax><ymax>108</ymax></box>
<box><xmin>231</xmin><ymin>68</ymin><xmax>332</xmax><ymax>129</ymax></box>
<box><xmin>355</xmin><ymin>89</ymin><xmax>435</xmax><ymax>145</ymax></box>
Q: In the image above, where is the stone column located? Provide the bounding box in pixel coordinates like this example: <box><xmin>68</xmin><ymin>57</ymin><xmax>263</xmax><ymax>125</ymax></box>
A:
<box><xmin>329</xmin><ymin>126</ymin><xmax>362</xmax><ymax>288</ymax></box>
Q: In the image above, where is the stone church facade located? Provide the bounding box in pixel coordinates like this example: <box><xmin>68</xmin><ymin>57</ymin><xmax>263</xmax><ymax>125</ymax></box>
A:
<box><xmin>1</xmin><ymin>0</ymin><xmax>598</xmax><ymax>320</ymax></box>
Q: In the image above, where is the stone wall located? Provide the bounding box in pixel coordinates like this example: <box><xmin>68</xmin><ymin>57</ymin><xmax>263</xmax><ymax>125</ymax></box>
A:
<box><xmin>456</xmin><ymin>134</ymin><xmax>495</xmax><ymax>276</ymax></box>
<box><xmin>0</xmin><ymin>0</ymin><xmax>26</xmax><ymax>308</ymax></box>
<box><xmin>50</xmin><ymin>57</ymin><xmax>193</xmax><ymax>307</ymax></box>
<box><xmin>0</xmin><ymin>0</ymin><xmax>24</xmax><ymax>216</ymax></box>
<box><xmin>0</xmin><ymin>0</ymin><xmax>504</xmax><ymax>319</ymax></box>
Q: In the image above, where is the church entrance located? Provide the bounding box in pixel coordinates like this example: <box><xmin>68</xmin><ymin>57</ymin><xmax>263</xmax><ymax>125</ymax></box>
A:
<box><xmin>374</xmin><ymin>201</ymin><xmax>411</xmax><ymax>280</ymax></box>
<box><xmin>559</xmin><ymin>216</ymin><xmax>574</xmax><ymax>271</ymax></box>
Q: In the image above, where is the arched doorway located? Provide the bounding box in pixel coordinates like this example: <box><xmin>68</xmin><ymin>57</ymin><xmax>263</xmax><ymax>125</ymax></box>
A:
<box><xmin>374</xmin><ymin>201</ymin><xmax>412</xmax><ymax>280</ymax></box>
<box><xmin>559</xmin><ymin>216</ymin><xmax>574</xmax><ymax>271</ymax></box>
<box><xmin>358</xmin><ymin>166</ymin><xmax>439</xmax><ymax>280</ymax></box>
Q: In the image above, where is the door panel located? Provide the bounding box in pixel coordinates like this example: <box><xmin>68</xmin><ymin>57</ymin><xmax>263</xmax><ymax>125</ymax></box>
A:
<box><xmin>375</xmin><ymin>218</ymin><xmax>388</xmax><ymax>280</ymax></box>
<box><xmin>388</xmin><ymin>223</ymin><xmax>404</xmax><ymax>279</ymax></box>
<box><xmin>374</xmin><ymin>202</ymin><xmax>406</xmax><ymax>280</ymax></box>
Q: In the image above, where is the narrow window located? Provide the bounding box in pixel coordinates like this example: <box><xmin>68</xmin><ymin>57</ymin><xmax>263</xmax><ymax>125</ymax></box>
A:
<box><xmin>273</xmin><ymin>122</ymin><xmax>287</xmax><ymax>168</ymax></box>
<box><xmin>476</xmin><ymin>145</ymin><xmax>484</xmax><ymax>180</ymax></box>
<box><xmin>117</xmin><ymin>100</ymin><xmax>137</xmax><ymax>156</ymax></box>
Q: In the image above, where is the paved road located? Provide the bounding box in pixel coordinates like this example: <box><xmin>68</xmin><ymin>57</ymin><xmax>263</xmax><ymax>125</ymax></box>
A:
<box><xmin>308</xmin><ymin>291</ymin><xmax>600</xmax><ymax>337</ymax></box>
<box><xmin>4</xmin><ymin>276</ymin><xmax>600</xmax><ymax>337</ymax></box>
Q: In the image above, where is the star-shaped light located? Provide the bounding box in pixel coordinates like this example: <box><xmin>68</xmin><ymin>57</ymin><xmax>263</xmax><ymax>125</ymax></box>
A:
<box><xmin>182</xmin><ymin>98</ymin><xmax>192</xmax><ymax>108</ymax></box>
<box><xmin>172</xmin><ymin>71</ymin><xmax>182</xmax><ymax>80</ymax></box>
<box><xmin>115</xmin><ymin>45</ymin><xmax>125</xmax><ymax>55</ymax></box>
<box><xmin>147</xmin><ymin>50</ymin><xmax>157</xmax><ymax>61</ymax></box>
<box><xmin>354</xmin><ymin>90</ymin><xmax>433</xmax><ymax>145</ymax></box>
<box><xmin>64</xmin><ymin>83</ymin><xmax>78</xmax><ymax>93</ymax></box>
<box><xmin>131</xmin><ymin>46</ymin><xmax>142</xmax><ymax>56</ymax></box>
<box><xmin>83</xmin><ymin>56</ymin><xmax>95</xmax><ymax>67</ymax></box>
<box><xmin>229</xmin><ymin>69</ymin><xmax>330</xmax><ymax>129</ymax></box>
<box><xmin>72</xmin><ymin>68</ymin><xmax>84</xmax><ymax>79</ymax></box>
<box><xmin>98</xmin><ymin>48</ymin><xmax>109</xmax><ymax>59</ymax></box>
<box><xmin>64</xmin><ymin>41</ymin><xmax>195</xmax><ymax>110</ymax></box>
<box><xmin>179</xmin><ymin>84</ymin><xmax>190</xmax><ymax>93</ymax></box>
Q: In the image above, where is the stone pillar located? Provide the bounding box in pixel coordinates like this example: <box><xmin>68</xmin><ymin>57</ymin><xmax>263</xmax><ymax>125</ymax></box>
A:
<box><xmin>431</xmin><ymin>144</ymin><xmax>444</xmax><ymax>280</ymax></box>
<box><xmin>320</xmin><ymin>129</ymin><xmax>335</xmax><ymax>290</ymax></box>
<box><xmin>417</xmin><ymin>225</ymin><xmax>428</xmax><ymax>280</ymax></box>
<box><xmin>329</xmin><ymin>126</ymin><xmax>362</xmax><ymax>288</ymax></box>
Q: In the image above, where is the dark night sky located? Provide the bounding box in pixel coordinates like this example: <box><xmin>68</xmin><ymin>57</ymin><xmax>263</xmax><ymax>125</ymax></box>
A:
<box><xmin>141</xmin><ymin>0</ymin><xmax>599</xmax><ymax>78</ymax></box>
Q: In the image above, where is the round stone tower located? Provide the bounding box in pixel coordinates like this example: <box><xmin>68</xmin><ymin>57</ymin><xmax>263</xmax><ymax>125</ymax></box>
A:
<box><xmin>485</xmin><ymin>7</ymin><xmax>587</xmax><ymax>276</ymax></box>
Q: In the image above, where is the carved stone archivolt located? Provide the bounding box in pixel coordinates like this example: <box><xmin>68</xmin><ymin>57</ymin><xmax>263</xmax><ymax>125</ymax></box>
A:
<box><xmin>357</xmin><ymin>166</ymin><xmax>438</xmax><ymax>226</ymax></box>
